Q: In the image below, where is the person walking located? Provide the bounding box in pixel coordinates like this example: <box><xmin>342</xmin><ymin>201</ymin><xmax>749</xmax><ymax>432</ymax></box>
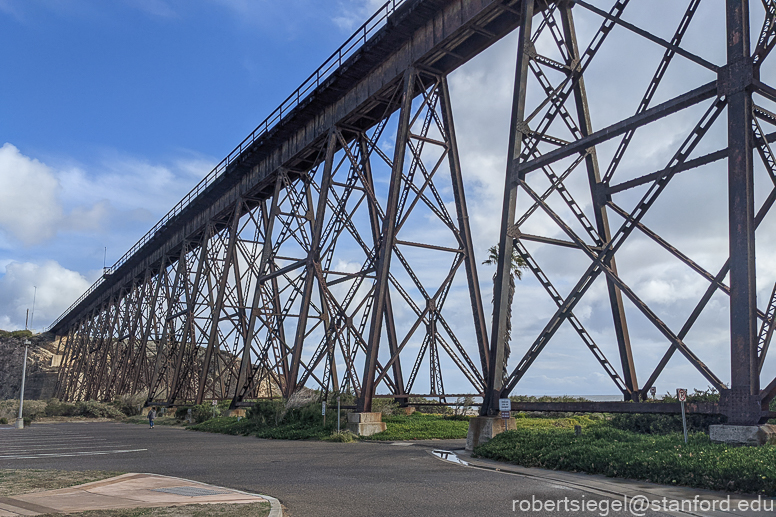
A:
<box><xmin>148</xmin><ymin>407</ymin><xmax>157</xmax><ymax>428</ymax></box>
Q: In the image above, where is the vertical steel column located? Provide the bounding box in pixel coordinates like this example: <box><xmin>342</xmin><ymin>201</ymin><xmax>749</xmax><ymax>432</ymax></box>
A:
<box><xmin>197</xmin><ymin>202</ymin><xmax>243</xmax><ymax>404</ymax></box>
<box><xmin>234</xmin><ymin>177</ymin><xmax>284</xmax><ymax>405</ymax></box>
<box><xmin>724</xmin><ymin>0</ymin><xmax>761</xmax><ymax>424</ymax></box>
<box><xmin>358</xmin><ymin>69</ymin><xmax>415</xmax><ymax>413</ymax></box>
<box><xmin>149</xmin><ymin>251</ymin><xmax>188</xmax><ymax>401</ymax></box>
<box><xmin>359</xmin><ymin>135</ymin><xmax>406</xmax><ymax>402</ymax></box>
<box><xmin>439</xmin><ymin>76</ymin><xmax>490</xmax><ymax>381</ymax></box>
<box><xmin>288</xmin><ymin>131</ymin><xmax>337</xmax><ymax>395</ymax></box>
<box><xmin>560</xmin><ymin>3</ymin><xmax>638</xmax><ymax>399</ymax></box>
<box><xmin>168</xmin><ymin>229</ymin><xmax>212</xmax><ymax>403</ymax></box>
<box><xmin>483</xmin><ymin>3</ymin><xmax>533</xmax><ymax>416</ymax></box>
<box><xmin>132</xmin><ymin>261</ymin><xmax>165</xmax><ymax>394</ymax></box>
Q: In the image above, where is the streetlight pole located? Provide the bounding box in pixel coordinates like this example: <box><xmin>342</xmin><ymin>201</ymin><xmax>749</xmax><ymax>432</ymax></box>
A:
<box><xmin>15</xmin><ymin>340</ymin><xmax>30</xmax><ymax>429</ymax></box>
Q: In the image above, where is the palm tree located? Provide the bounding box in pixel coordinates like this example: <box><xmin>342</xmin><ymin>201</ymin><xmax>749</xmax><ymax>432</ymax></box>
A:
<box><xmin>482</xmin><ymin>243</ymin><xmax>527</xmax><ymax>383</ymax></box>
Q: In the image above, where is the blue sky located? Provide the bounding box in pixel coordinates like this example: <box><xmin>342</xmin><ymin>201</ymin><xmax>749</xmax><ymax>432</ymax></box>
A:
<box><xmin>2</xmin><ymin>0</ymin><xmax>775</xmax><ymax>396</ymax></box>
<box><xmin>0</xmin><ymin>0</ymin><xmax>383</xmax><ymax>328</ymax></box>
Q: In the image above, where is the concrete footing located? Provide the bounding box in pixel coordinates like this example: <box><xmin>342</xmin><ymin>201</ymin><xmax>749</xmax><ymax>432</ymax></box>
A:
<box><xmin>226</xmin><ymin>408</ymin><xmax>246</xmax><ymax>418</ymax></box>
<box><xmin>14</xmin><ymin>418</ymin><xmax>24</xmax><ymax>429</ymax></box>
<box><xmin>709</xmin><ymin>424</ymin><xmax>776</xmax><ymax>446</ymax></box>
<box><xmin>347</xmin><ymin>412</ymin><xmax>386</xmax><ymax>436</ymax></box>
<box><xmin>466</xmin><ymin>416</ymin><xmax>516</xmax><ymax>451</ymax></box>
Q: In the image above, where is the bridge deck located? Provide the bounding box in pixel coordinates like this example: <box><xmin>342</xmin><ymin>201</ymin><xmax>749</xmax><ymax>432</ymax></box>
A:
<box><xmin>50</xmin><ymin>0</ymin><xmax>528</xmax><ymax>333</ymax></box>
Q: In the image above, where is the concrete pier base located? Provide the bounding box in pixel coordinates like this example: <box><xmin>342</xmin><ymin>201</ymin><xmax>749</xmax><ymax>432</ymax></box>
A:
<box><xmin>709</xmin><ymin>424</ymin><xmax>776</xmax><ymax>446</ymax></box>
<box><xmin>14</xmin><ymin>418</ymin><xmax>24</xmax><ymax>429</ymax></box>
<box><xmin>466</xmin><ymin>416</ymin><xmax>516</xmax><ymax>451</ymax></box>
<box><xmin>226</xmin><ymin>408</ymin><xmax>246</xmax><ymax>418</ymax></box>
<box><xmin>347</xmin><ymin>412</ymin><xmax>386</xmax><ymax>436</ymax></box>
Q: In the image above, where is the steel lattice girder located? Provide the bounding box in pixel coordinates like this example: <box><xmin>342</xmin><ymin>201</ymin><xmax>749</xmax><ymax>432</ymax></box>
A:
<box><xmin>51</xmin><ymin>0</ymin><xmax>776</xmax><ymax>425</ymax></box>
<box><xmin>480</xmin><ymin>0</ymin><xmax>776</xmax><ymax>425</ymax></box>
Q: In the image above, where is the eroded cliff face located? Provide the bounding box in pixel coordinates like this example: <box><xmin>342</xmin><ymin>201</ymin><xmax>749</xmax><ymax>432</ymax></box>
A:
<box><xmin>0</xmin><ymin>332</ymin><xmax>60</xmax><ymax>400</ymax></box>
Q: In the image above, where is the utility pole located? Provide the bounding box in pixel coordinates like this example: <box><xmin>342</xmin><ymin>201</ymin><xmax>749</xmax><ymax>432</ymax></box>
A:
<box><xmin>15</xmin><ymin>340</ymin><xmax>30</xmax><ymax>429</ymax></box>
<box><xmin>30</xmin><ymin>287</ymin><xmax>37</xmax><ymax>332</ymax></box>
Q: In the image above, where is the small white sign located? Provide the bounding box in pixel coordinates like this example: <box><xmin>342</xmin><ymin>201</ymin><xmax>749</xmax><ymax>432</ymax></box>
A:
<box><xmin>677</xmin><ymin>389</ymin><xmax>687</xmax><ymax>402</ymax></box>
<box><xmin>499</xmin><ymin>398</ymin><xmax>511</xmax><ymax>412</ymax></box>
<box><xmin>211</xmin><ymin>400</ymin><xmax>217</xmax><ymax>406</ymax></box>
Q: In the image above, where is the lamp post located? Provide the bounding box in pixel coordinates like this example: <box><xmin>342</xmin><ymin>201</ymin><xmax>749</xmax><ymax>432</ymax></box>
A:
<box><xmin>15</xmin><ymin>340</ymin><xmax>30</xmax><ymax>429</ymax></box>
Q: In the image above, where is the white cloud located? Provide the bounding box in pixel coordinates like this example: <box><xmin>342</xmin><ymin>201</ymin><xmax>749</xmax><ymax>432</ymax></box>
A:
<box><xmin>0</xmin><ymin>260</ymin><xmax>94</xmax><ymax>332</ymax></box>
<box><xmin>0</xmin><ymin>143</ymin><xmax>216</xmax><ymax>250</ymax></box>
<box><xmin>0</xmin><ymin>143</ymin><xmax>64</xmax><ymax>245</ymax></box>
<box><xmin>331</xmin><ymin>0</ymin><xmax>387</xmax><ymax>32</ymax></box>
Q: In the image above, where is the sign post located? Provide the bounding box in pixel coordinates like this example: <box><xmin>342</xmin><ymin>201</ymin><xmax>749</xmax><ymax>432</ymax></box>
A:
<box><xmin>499</xmin><ymin>398</ymin><xmax>511</xmax><ymax>431</ymax></box>
<box><xmin>337</xmin><ymin>396</ymin><xmax>341</xmax><ymax>433</ymax></box>
<box><xmin>677</xmin><ymin>388</ymin><xmax>688</xmax><ymax>444</ymax></box>
<box><xmin>322</xmin><ymin>400</ymin><xmax>326</xmax><ymax>426</ymax></box>
<box><xmin>211</xmin><ymin>399</ymin><xmax>218</xmax><ymax>420</ymax></box>
<box><xmin>650</xmin><ymin>387</ymin><xmax>657</xmax><ymax>399</ymax></box>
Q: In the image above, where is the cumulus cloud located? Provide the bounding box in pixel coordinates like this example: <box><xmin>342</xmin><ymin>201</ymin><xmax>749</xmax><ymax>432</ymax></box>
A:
<box><xmin>0</xmin><ymin>144</ymin><xmax>65</xmax><ymax>245</ymax></box>
<box><xmin>0</xmin><ymin>261</ymin><xmax>94</xmax><ymax>332</ymax></box>
<box><xmin>0</xmin><ymin>143</ymin><xmax>216</xmax><ymax>250</ymax></box>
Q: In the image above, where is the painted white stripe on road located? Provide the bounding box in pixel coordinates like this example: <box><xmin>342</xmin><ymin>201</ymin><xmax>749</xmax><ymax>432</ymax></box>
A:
<box><xmin>0</xmin><ymin>448</ymin><xmax>147</xmax><ymax>459</ymax></box>
<box><xmin>1</xmin><ymin>444</ymin><xmax>130</xmax><ymax>452</ymax></box>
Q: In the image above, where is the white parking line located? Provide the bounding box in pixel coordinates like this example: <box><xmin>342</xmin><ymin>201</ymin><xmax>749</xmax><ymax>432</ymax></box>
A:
<box><xmin>0</xmin><ymin>428</ymin><xmax>146</xmax><ymax>460</ymax></box>
<box><xmin>0</xmin><ymin>449</ymin><xmax>148</xmax><ymax>459</ymax></box>
<box><xmin>1</xmin><ymin>444</ymin><xmax>130</xmax><ymax>452</ymax></box>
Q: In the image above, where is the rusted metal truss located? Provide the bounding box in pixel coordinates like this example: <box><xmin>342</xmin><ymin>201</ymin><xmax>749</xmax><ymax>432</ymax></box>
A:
<box><xmin>482</xmin><ymin>0</ymin><xmax>776</xmax><ymax>425</ymax></box>
<box><xmin>54</xmin><ymin>68</ymin><xmax>489</xmax><ymax>410</ymax></box>
<box><xmin>51</xmin><ymin>0</ymin><xmax>776</xmax><ymax>425</ymax></box>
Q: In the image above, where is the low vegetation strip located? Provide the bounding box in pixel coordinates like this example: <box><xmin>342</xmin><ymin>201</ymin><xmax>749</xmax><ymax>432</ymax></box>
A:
<box><xmin>65</xmin><ymin>502</ymin><xmax>271</xmax><ymax>517</ymax></box>
<box><xmin>364</xmin><ymin>413</ymin><xmax>469</xmax><ymax>440</ymax></box>
<box><xmin>0</xmin><ymin>469</ymin><xmax>125</xmax><ymax>497</ymax></box>
<box><xmin>473</xmin><ymin>425</ymin><xmax>776</xmax><ymax>495</ymax></box>
<box><xmin>189</xmin><ymin>416</ymin><xmax>335</xmax><ymax>440</ymax></box>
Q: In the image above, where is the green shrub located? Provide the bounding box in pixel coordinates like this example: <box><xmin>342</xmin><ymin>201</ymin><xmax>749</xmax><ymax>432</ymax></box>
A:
<box><xmin>371</xmin><ymin>398</ymin><xmax>400</xmax><ymax>416</ymax></box>
<box><xmin>45</xmin><ymin>399</ymin><xmax>77</xmax><ymax>417</ymax></box>
<box><xmin>22</xmin><ymin>400</ymin><xmax>48</xmax><ymax>421</ymax></box>
<box><xmin>175</xmin><ymin>406</ymin><xmax>191</xmax><ymax>420</ymax></box>
<box><xmin>0</xmin><ymin>417</ymin><xmax>7</xmax><ymax>424</ymax></box>
<box><xmin>474</xmin><ymin>424</ymin><xmax>776</xmax><ymax>495</ymax></box>
<box><xmin>110</xmin><ymin>392</ymin><xmax>146</xmax><ymax>416</ymax></box>
<box><xmin>72</xmin><ymin>401</ymin><xmax>125</xmax><ymax>419</ymax></box>
<box><xmin>0</xmin><ymin>329</ymin><xmax>33</xmax><ymax>339</ymax></box>
<box><xmin>247</xmin><ymin>400</ymin><xmax>286</xmax><ymax>425</ymax></box>
<box><xmin>610</xmin><ymin>389</ymin><xmax>726</xmax><ymax>434</ymax></box>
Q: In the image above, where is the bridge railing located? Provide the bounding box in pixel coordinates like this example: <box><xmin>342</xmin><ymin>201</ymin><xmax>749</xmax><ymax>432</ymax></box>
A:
<box><xmin>46</xmin><ymin>0</ymin><xmax>407</xmax><ymax>332</ymax></box>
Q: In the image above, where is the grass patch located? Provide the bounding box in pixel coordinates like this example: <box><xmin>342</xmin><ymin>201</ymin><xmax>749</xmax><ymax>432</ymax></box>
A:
<box><xmin>50</xmin><ymin>502</ymin><xmax>271</xmax><ymax>517</ymax></box>
<box><xmin>474</xmin><ymin>424</ymin><xmax>776</xmax><ymax>495</ymax></box>
<box><xmin>363</xmin><ymin>412</ymin><xmax>470</xmax><ymax>441</ymax></box>
<box><xmin>188</xmin><ymin>416</ymin><xmax>336</xmax><ymax>440</ymax></box>
<box><xmin>0</xmin><ymin>469</ymin><xmax>125</xmax><ymax>497</ymax></box>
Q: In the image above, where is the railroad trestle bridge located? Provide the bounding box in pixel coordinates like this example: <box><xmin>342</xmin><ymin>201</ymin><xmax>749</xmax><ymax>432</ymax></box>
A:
<box><xmin>49</xmin><ymin>0</ymin><xmax>776</xmax><ymax>425</ymax></box>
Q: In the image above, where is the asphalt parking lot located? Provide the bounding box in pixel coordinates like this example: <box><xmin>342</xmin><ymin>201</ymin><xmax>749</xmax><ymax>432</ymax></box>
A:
<box><xmin>0</xmin><ymin>422</ymin><xmax>672</xmax><ymax>517</ymax></box>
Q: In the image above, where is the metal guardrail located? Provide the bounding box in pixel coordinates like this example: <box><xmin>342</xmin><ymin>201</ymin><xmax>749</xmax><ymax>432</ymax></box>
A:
<box><xmin>46</xmin><ymin>0</ymin><xmax>407</xmax><ymax>332</ymax></box>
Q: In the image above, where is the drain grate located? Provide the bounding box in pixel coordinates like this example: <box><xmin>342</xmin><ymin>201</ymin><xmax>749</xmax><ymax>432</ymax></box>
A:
<box><xmin>152</xmin><ymin>486</ymin><xmax>232</xmax><ymax>497</ymax></box>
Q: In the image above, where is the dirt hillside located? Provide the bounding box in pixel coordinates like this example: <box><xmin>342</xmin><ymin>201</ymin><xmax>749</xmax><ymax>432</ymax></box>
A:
<box><xmin>0</xmin><ymin>332</ymin><xmax>60</xmax><ymax>400</ymax></box>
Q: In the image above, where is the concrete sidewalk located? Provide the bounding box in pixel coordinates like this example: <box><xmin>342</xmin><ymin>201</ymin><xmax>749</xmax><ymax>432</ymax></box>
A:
<box><xmin>0</xmin><ymin>473</ymin><xmax>282</xmax><ymax>516</ymax></box>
